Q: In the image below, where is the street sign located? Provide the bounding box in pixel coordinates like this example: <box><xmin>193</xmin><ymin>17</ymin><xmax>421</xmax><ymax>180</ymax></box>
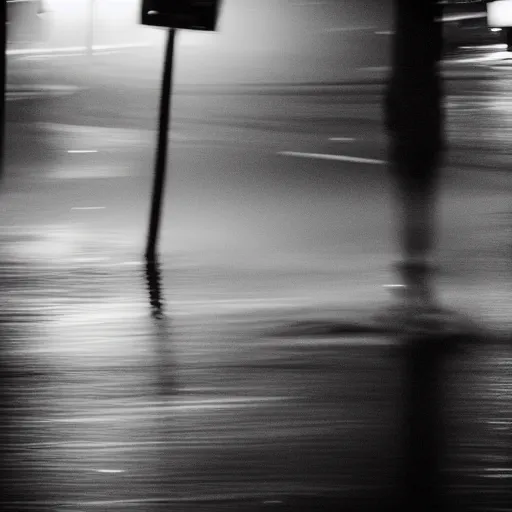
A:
<box><xmin>141</xmin><ymin>1</ymin><xmax>222</xmax><ymax>262</ymax></box>
<box><xmin>487</xmin><ymin>0</ymin><xmax>512</xmax><ymax>27</ymax></box>
<box><xmin>141</xmin><ymin>0</ymin><xmax>221</xmax><ymax>31</ymax></box>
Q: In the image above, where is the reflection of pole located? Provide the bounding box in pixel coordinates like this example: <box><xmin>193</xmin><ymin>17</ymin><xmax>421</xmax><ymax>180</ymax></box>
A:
<box><xmin>86</xmin><ymin>0</ymin><xmax>95</xmax><ymax>57</ymax></box>
<box><xmin>145</xmin><ymin>259</ymin><xmax>165</xmax><ymax>319</ymax></box>
<box><xmin>0</xmin><ymin>0</ymin><xmax>6</xmax><ymax>182</ymax></box>
<box><xmin>403</xmin><ymin>338</ymin><xmax>447</xmax><ymax>511</ymax></box>
<box><xmin>144</xmin><ymin>257</ymin><xmax>176</xmax><ymax>395</ymax></box>
<box><xmin>145</xmin><ymin>29</ymin><xmax>175</xmax><ymax>263</ymax></box>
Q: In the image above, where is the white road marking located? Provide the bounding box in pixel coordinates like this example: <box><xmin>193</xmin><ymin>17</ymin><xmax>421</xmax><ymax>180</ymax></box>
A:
<box><xmin>329</xmin><ymin>137</ymin><xmax>356</xmax><ymax>142</ymax></box>
<box><xmin>383</xmin><ymin>284</ymin><xmax>405</xmax><ymax>290</ymax></box>
<box><xmin>70</xmin><ymin>207</ymin><xmax>106</xmax><ymax>211</ymax></box>
<box><xmin>322</xmin><ymin>26</ymin><xmax>376</xmax><ymax>32</ymax></box>
<box><xmin>449</xmin><ymin>51</ymin><xmax>512</xmax><ymax>65</ymax></box>
<box><xmin>279</xmin><ymin>151</ymin><xmax>385</xmax><ymax>165</ymax></box>
<box><xmin>460</xmin><ymin>44</ymin><xmax>507</xmax><ymax>50</ymax></box>
<box><xmin>68</xmin><ymin>150</ymin><xmax>98</xmax><ymax>154</ymax></box>
<box><xmin>438</xmin><ymin>13</ymin><xmax>486</xmax><ymax>22</ymax></box>
<box><xmin>95</xmin><ymin>469</ymin><xmax>125</xmax><ymax>474</ymax></box>
<box><xmin>48</xmin><ymin>168</ymin><xmax>130</xmax><ymax>179</ymax></box>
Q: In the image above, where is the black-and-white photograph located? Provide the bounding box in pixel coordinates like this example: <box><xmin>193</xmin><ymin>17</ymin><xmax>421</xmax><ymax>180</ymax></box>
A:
<box><xmin>0</xmin><ymin>1</ymin><xmax>510</xmax><ymax>511</ymax></box>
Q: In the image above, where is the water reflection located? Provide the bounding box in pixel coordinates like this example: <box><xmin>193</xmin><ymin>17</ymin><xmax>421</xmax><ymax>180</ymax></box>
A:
<box><xmin>145</xmin><ymin>258</ymin><xmax>165</xmax><ymax>320</ymax></box>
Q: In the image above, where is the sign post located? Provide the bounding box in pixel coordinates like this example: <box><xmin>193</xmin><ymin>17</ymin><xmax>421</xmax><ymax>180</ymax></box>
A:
<box><xmin>145</xmin><ymin>27</ymin><xmax>175</xmax><ymax>262</ymax></box>
<box><xmin>141</xmin><ymin>0</ymin><xmax>222</xmax><ymax>263</ymax></box>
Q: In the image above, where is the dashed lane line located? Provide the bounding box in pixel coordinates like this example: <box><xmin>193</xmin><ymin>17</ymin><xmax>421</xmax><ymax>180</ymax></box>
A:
<box><xmin>279</xmin><ymin>151</ymin><xmax>386</xmax><ymax>165</ymax></box>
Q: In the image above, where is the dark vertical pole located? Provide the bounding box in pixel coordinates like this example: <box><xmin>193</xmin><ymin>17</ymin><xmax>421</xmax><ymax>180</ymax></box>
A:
<box><xmin>386</xmin><ymin>0</ymin><xmax>444</xmax><ymax>278</ymax></box>
<box><xmin>0</xmin><ymin>0</ymin><xmax>6</xmax><ymax>182</ymax></box>
<box><xmin>387</xmin><ymin>0</ymin><xmax>446</xmax><ymax>509</ymax></box>
<box><xmin>145</xmin><ymin>28</ymin><xmax>175</xmax><ymax>263</ymax></box>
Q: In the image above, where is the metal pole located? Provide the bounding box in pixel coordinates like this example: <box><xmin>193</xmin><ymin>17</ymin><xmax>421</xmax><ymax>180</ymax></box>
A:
<box><xmin>145</xmin><ymin>28</ymin><xmax>176</xmax><ymax>263</ymax></box>
<box><xmin>0</xmin><ymin>0</ymin><xmax>7</xmax><ymax>182</ymax></box>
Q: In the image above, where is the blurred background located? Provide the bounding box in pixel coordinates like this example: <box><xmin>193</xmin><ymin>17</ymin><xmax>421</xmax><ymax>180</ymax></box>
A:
<box><xmin>1</xmin><ymin>1</ymin><xmax>511</xmax><ymax>510</ymax></box>
<box><xmin>3</xmin><ymin>0</ymin><xmax>510</xmax><ymax>292</ymax></box>
<box><xmin>5</xmin><ymin>0</ymin><xmax>508</xmax><ymax>80</ymax></box>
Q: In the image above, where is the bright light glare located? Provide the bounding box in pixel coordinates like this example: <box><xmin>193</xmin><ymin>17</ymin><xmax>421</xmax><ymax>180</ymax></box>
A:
<box><xmin>44</xmin><ymin>0</ymin><xmax>213</xmax><ymax>47</ymax></box>
<box><xmin>491</xmin><ymin>27</ymin><xmax>503</xmax><ymax>32</ymax></box>
<box><xmin>487</xmin><ymin>0</ymin><xmax>512</xmax><ymax>28</ymax></box>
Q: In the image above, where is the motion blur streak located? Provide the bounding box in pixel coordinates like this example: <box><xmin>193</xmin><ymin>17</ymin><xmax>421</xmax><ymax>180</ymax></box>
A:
<box><xmin>0</xmin><ymin>0</ymin><xmax>511</xmax><ymax>511</ymax></box>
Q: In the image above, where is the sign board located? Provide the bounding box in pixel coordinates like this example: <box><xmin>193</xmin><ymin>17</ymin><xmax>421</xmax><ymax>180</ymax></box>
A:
<box><xmin>141</xmin><ymin>0</ymin><xmax>221</xmax><ymax>31</ymax></box>
<box><xmin>487</xmin><ymin>0</ymin><xmax>512</xmax><ymax>27</ymax></box>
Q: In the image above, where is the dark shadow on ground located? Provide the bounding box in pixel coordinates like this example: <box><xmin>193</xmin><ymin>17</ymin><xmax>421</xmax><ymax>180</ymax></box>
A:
<box><xmin>262</xmin><ymin>313</ymin><xmax>503</xmax><ymax>512</ymax></box>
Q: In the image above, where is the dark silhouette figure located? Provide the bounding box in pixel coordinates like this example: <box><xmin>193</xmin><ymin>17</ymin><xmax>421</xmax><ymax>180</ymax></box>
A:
<box><xmin>387</xmin><ymin>1</ymin><xmax>450</xmax><ymax>510</ymax></box>
<box><xmin>386</xmin><ymin>0</ymin><xmax>444</xmax><ymax>313</ymax></box>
